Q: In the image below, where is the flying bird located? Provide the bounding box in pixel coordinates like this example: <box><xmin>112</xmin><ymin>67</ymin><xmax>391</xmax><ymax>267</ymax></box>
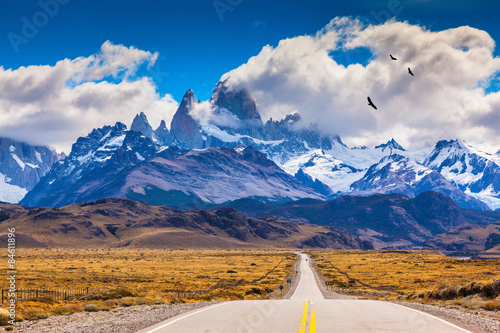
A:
<box><xmin>408</xmin><ymin>67</ymin><xmax>414</xmax><ymax>76</ymax></box>
<box><xmin>390</xmin><ymin>54</ymin><xmax>397</xmax><ymax>60</ymax></box>
<box><xmin>367</xmin><ymin>97</ymin><xmax>377</xmax><ymax>110</ymax></box>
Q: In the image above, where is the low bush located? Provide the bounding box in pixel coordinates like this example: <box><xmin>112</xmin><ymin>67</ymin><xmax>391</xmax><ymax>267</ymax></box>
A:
<box><xmin>245</xmin><ymin>287</ymin><xmax>263</xmax><ymax>295</ymax></box>
<box><xmin>84</xmin><ymin>304</ymin><xmax>100</xmax><ymax>312</ymax></box>
<box><xmin>22</xmin><ymin>308</ymin><xmax>49</xmax><ymax>320</ymax></box>
<box><xmin>482</xmin><ymin>300</ymin><xmax>500</xmax><ymax>311</ymax></box>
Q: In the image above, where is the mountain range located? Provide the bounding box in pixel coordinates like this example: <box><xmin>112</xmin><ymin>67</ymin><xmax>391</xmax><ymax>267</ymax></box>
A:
<box><xmin>213</xmin><ymin>191</ymin><xmax>500</xmax><ymax>249</ymax></box>
<box><xmin>0</xmin><ymin>79</ymin><xmax>497</xmax><ymax>216</ymax></box>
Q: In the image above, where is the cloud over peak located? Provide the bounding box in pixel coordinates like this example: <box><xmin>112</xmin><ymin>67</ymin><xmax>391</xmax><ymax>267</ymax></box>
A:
<box><xmin>222</xmin><ymin>17</ymin><xmax>500</xmax><ymax>152</ymax></box>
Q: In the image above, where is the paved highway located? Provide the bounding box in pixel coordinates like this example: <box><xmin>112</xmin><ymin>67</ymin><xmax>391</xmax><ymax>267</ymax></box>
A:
<box><xmin>137</xmin><ymin>253</ymin><xmax>471</xmax><ymax>333</ymax></box>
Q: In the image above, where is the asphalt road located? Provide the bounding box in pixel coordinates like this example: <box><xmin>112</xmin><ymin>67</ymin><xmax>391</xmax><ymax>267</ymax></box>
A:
<box><xmin>137</xmin><ymin>253</ymin><xmax>471</xmax><ymax>333</ymax></box>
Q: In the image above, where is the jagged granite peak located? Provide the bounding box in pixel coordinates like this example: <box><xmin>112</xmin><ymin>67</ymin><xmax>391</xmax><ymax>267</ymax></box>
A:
<box><xmin>259</xmin><ymin>113</ymin><xmax>346</xmax><ymax>165</ymax></box>
<box><xmin>210</xmin><ymin>80</ymin><xmax>264</xmax><ymax>139</ymax></box>
<box><xmin>211</xmin><ymin>80</ymin><xmax>261</xmax><ymax>122</ymax></box>
<box><xmin>0</xmin><ymin>137</ymin><xmax>61</xmax><ymax>203</ymax></box>
<box><xmin>154</xmin><ymin>120</ymin><xmax>171</xmax><ymax>146</ymax></box>
<box><xmin>375</xmin><ymin>138</ymin><xmax>405</xmax><ymax>152</ymax></box>
<box><xmin>170</xmin><ymin>89</ymin><xmax>204</xmax><ymax>149</ymax></box>
<box><xmin>263</xmin><ymin>113</ymin><xmax>344</xmax><ymax>147</ymax></box>
<box><xmin>130</xmin><ymin>112</ymin><xmax>154</xmax><ymax>140</ymax></box>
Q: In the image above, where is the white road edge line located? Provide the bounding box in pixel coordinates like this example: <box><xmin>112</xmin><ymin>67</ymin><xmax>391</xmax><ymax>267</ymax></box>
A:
<box><xmin>389</xmin><ymin>302</ymin><xmax>472</xmax><ymax>333</ymax></box>
<box><xmin>142</xmin><ymin>302</ymin><xmax>229</xmax><ymax>333</ymax></box>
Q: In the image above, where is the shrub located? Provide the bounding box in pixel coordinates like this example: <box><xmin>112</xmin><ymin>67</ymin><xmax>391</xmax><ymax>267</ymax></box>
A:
<box><xmin>245</xmin><ymin>287</ymin><xmax>263</xmax><ymax>295</ymax></box>
<box><xmin>471</xmin><ymin>282</ymin><xmax>483</xmax><ymax>295</ymax></box>
<box><xmin>482</xmin><ymin>284</ymin><xmax>496</xmax><ymax>298</ymax></box>
<box><xmin>0</xmin><ymin>309</ymin><xmax>9</xmax><ymax>326</ymax></box>
<box><xmin>482</xmin><ymin>300</ymin><xmax>500</xmax><ymax>311</ymax></box>
<box><xmin>440</xmin><ymin>288</ymin><xmax>457</xmax><ymax>300</ymax></box>
<box><xmin>492</xmin><ymin>280</ymin><xmax>500</xmax><ymax>294</ymax></box>
<box><xmin>458</xmin><ymin>286</ymin><xmax>468</xmax><ymax>297</ymax></box>
<box><xmin>111</xmin><ymin>288</ymin><xmax>135</xmax><ymax>298</ymax></box>
<box><xmin>23</xmin><ymin>308</ymin><xmax>49</xmax><ymax>320</ymax></box>
<box><xmin>84</xmin><ymin>304</ymin><xmax>100</xmax><ymax>312</ymax></box>
<box><xmin>52</xmin><ymin>306</ymin><xmax>73</xmax><ymax>315</ymax></box>
<box><xmin>118</xmin><ymin>297</ymin><xmax>145</xmax><ymax>307</ymax></box>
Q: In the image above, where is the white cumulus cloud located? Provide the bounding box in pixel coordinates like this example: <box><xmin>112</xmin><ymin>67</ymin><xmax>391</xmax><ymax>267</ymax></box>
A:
<box><xmin>0</xmin><ymin>41</ymin><xmax>178</xmax><ymax>153</ymax></box>
<box><xmin>221</xmin><ymin>17</ymin><xmax>500</xmax><ymax>152</ymax></box>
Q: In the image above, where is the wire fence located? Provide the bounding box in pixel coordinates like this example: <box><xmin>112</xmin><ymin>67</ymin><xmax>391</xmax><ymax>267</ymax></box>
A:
<box><xmin>1</xmin><ymin>287</ymin><xmax>92</xmax><ymax>303</ymax></box>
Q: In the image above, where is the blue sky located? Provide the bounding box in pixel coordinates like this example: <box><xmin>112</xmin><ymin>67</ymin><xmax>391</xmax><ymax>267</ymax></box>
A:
<box><xmin>1</xmin><ymin>0</ymin><xmax>499</xmax><ymax>101</ymax></box>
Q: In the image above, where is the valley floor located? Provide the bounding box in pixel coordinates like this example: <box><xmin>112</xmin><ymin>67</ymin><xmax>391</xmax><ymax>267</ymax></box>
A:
<box><xmin>5</xmin><ymin>252</ymin><xmax>500</xmax><ymax>333</ymax></box>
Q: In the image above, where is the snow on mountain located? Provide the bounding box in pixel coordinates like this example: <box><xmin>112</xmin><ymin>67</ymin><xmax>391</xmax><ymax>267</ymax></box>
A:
<box><xmin>124</xmin><ymin>146</ymin><xmax>325</xmax><ymax>205</ymax></box>
<box><xmin>375</xmin><ymin>138</ymin><xmax>405</xmax><ymax>153</ymax></box>
<box><xmin>16</xmin><ymin>80</ymin><xmax>500</xmax><ymax>211</ymax></box>
<box><xmin>424</xmin><ymin>139</ymin><xmax>500</xmax><ymax>209</ymax></box>
<box><xmin>21</xmin><ymin>112</ymin><xmax>325</xmax><ymax>207</ymax></box>
<box><xmin>280</xmin><ymin>149</ymin><xmax>363</xmax><ymax>194</ymax></box>
<box><xmin>20</xmin><ymin>122</ymin><xmax>161</xmax><ymax>207</ymax></box>
<box><xmin>0</xmin><ymin>173</ymin><xmax>27</xmax><ymax>203</ymax></box>
<box><xmin>350</xmin><ymin>154</ymin><xmax>489</xmax><ymax>210</ymax></box>
<box><xmin>0</xmin><ymin>138</ymin><xmax>61</xmax><ymax>203</ymax></box>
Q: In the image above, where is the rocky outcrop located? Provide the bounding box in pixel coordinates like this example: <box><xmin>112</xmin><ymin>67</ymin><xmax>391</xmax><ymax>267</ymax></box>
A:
<box><xmin>170</xmin><ymin>89</ymin><xmax>204</xmax><ymax>149</ymax></box>
<box><xmin>293</xmin><ymin>229</ymin><xmax>374</xmax><ymax>250</ymax></box>
<box><xmin>130</xmin><ymin>112</ymin><xmax>154</xmax><ymax>140</ymax></box>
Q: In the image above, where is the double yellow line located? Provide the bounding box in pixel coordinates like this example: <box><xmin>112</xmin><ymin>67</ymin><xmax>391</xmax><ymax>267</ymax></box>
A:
<box><xmin>298</xmin><ymin>299</ymin><xmax>316</xmax><ymax>333</ymax></box>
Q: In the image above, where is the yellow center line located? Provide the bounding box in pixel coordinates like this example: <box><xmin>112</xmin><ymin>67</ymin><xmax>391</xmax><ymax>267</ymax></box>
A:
<box><xmin>299</xmin><ymin>299</ymin><xmax>308</xmax><ymax>333</ymax></box>
<box><xmin>310</xmin><ymin>310</ymin><xmax>316</xmax><ymax>333</ymax></box>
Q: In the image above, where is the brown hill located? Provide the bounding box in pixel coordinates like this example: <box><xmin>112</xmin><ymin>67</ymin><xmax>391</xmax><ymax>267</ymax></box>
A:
<box><xmin>423</xmin><ymin>221</ymin><xmax>500</xmax><ymax>257</ymax></box>
<box><xmin>0</xmin><ymin>198</ymin><xmax>372</xmax><ymax>250</ymax></box>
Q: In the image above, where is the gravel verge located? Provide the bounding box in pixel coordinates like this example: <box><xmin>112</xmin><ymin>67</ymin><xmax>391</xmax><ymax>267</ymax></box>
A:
<box><xmin>4</xmin><ymin>302</ymin><xmax>220</xmax><ymax>333</ymax></box>
<box><xmin>392</xmin><ymin>301</ymin><xmax>500</xmax><ymax>333</ymax></box>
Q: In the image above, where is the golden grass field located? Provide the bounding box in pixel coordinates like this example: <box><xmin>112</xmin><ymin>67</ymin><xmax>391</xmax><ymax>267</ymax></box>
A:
<box><xmin>311</xmin><ymin>250</ymin><xmax>500</xmax><ymax>310</ymax></box>
<box><xmin>0</xmin><ymin>249</ymin><xmax>297</xmax><ymax>324</ymax></box>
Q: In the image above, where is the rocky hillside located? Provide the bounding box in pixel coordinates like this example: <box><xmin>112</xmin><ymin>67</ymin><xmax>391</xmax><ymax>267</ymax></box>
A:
<box><xmin>216</xmin><ymin>191</ymin><xmax>500</xmax><ymax>249</ymax></box>
<box><xmin>423</xmin><ymin>222</ymin><xmax>500</xmax><ymax>256</ymax></box>
<box><xmin>0</xmin><ymin>199</ymin><xmax>371</xmax><ymax>249</ymax></box>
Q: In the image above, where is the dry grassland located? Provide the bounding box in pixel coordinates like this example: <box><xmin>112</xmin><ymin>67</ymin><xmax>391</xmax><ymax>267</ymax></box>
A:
<box><xmin>311</xmin><ymin>250</ymin><xmax>500</xmax><ymax>310</ymax></box>
<box><xmin>0</xmin><ymin>249</ymin><xmax>296</xmax><ymax>324</ymax></box>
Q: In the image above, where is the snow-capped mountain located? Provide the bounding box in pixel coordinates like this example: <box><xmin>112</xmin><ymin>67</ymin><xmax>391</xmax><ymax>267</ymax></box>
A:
<box><xmin>423</xmin><ymin>139</ymin><xmax>500</xmax><ymax>209</ymax></box>
<box><xmin>281</xmin><ymin>149</ymin><xmax>363</xmax><ymax>195</ymax></box>
<box><xmin>17</xmin><ymin>80</ymin><xmax>500</xmax><ymax>211</ymax></box>
<box><xmin>374</xmin><ymin>138</ymin><xmax>405</xmax><ymax>153</ymax></box>
<box><xmin>20</xmin><ymin>117</ymin><xmax>325</xmax><ymax>207</ymax></box>
<box><xmin>350</xmin><ymin>154</ymin><xmax>489</xmax><ymax>210</ymax></box>
<box><xmin>0</xmin><ymin>138</ymin><xmax>61</xmax><ymax>203</ymax></box>
<box><xmin>20</xmin><ymin>122</ymin><xmax>161</xmax><ymax>207</ymax></box>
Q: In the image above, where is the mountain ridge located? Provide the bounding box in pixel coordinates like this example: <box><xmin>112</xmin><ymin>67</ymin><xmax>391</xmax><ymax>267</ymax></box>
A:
<box><xmin>14</xmin><ymin>80</ymin><xmax>500</xmax><ymax>212</ymax></box>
